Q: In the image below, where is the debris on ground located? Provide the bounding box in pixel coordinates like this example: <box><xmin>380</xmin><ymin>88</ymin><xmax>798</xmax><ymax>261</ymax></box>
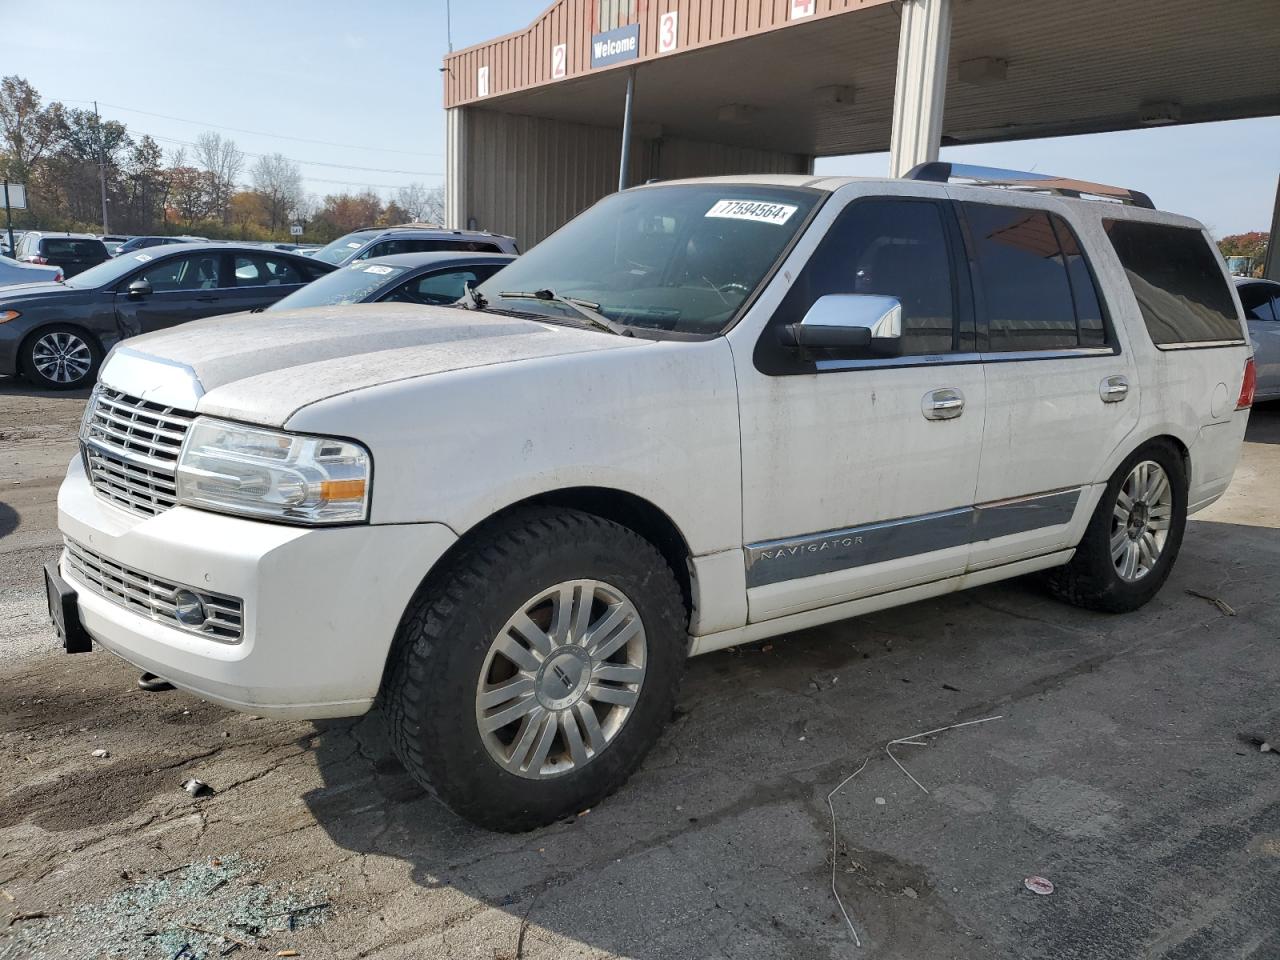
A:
<box><xmin>182</xmin><ymin>778</ymin><xmax>214</xmax><ymax>798</ymax></box>
<box><xmin>1024</xmin><ymin>876</ymin><xmax>1055</xmax><ymax>896</ymax></box>
<box><xmin>91</xmin><ymin>749</ymin><xmax>110</xmax><ymax>759</ymax></box>
<box><xmin>1237</xmin><ymin>731</ymin><xmax>1277</xmax><ymax>755</ymax></box>
<box><xmin>1185</xmin><ymin>589</ymin><xmax>1236</xmax><ymax>616</ymax></box>
<box><xmin>0</xmin><ymin>857</ymin><xmax>330</xmax><ymax>960</ymax></box>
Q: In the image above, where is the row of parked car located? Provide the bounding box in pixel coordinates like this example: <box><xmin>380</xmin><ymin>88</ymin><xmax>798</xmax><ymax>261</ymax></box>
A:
<box><xmin>0</xmin><ymin>223</ymin><xmax>519</xmax><ymax>388</ymax></box>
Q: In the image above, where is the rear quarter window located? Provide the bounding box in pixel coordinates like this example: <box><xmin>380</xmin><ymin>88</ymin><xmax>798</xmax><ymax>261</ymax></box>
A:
<box><xmin>1103</xmin><ymin>220</ymin><xmax>1243</xmax><ymax>347</ymax></box>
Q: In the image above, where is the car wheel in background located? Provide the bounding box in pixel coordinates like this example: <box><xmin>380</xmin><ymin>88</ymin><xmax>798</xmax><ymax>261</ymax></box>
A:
<box><xmin>383</xmin><ymin>507</ymin><xmax>688</xmax><ymax>831</ymax></box>
<box><xmin>1043</xmin><ymin>440</ymin><xmax>1188</xmax><ymax>613</ymax></box>
<box><xmin>21</xmin><ymin>325</ymin><xmax>102</xmax><ymax>390</ymax></box>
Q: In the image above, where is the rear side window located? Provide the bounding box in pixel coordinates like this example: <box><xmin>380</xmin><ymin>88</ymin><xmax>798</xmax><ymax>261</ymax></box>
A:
<box><xmin>1103</xmin><ymin>220</ymin><xmax>1243</xmax><ymax>346</ymax></box>
<box><xmin>962</xmin><ymin>203</ymin><xmax>1107</xmax><ymax>352</ymax></box>
<box><xmin>1238</xmin><ymin>284</ymin><xmax>1277</xmax><ymax>321</ymax></box>
<box><xmin>233</xmin><ymin>255</ymin><xmax>305</xmax><ymax>286</ymax></box>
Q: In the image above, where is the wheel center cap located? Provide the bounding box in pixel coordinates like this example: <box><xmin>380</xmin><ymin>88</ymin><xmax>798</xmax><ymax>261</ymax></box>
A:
<box><xmin>536</xmin><ymin>647</ymin><xmax>591</xmax><ymax>708</ymax></box>
<box><xmin>1128</xmin><ymin>501</ymin><xmax>1150</xmax><ymax>539</ymax></box>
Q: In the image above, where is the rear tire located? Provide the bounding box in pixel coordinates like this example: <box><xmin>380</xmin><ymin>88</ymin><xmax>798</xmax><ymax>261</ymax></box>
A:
<box><xmin>1044</xmin><ymin>440</ymin><xmax>1187</xmax><ymax>613</ymax></box>
<box><xmin>21</xmin><ymin>325</ymin><xmax>102</xmax><ymax>390</ymax></box>
<box><xmin>383</xmin><ymin>507</ymin><xmax>688</xmax><ymax>831</ymax></box>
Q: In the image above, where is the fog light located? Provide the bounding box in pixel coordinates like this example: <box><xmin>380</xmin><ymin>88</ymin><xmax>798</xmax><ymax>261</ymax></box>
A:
<box><xmin>172</xmin><ymin>589</ymin><xmax>207</xmax><ymax>627</ymax></box>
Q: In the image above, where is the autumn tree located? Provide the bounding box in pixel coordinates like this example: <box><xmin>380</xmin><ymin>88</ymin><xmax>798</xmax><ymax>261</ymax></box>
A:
<box><xmin>194</xmin><ymin>132</ymin><xmax>243</xmax><ymax>224</ymax></box>
<box><xmin>250</xmin><ymin>152</ymin><xmax>303</xmax><ymax>233</ymax></box>
<box><xmin>0</xmin><ymin>76</ymin><xmax>66</xmax><ymax>182</ymax></box>
<box><xmin>395</xmin><ymin>181</ymin><xmax>445</xmax><ymax>224</ymax></box>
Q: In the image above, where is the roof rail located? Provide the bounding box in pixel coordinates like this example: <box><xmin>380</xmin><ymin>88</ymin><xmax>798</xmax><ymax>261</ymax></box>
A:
<box><xmin>905</xmin><ymin>162</ymin><xmax>1155</xmax><ymax>210</ymax></box>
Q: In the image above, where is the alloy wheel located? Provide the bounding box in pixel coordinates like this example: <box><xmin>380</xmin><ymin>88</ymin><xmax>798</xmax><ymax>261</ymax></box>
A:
<box><xmin>31</xmin><ymin>331</ymin><xmax>93</xmax><ymax>385</ymax></box>
<box><xmin>476</xmin><ymin>579</ymin><xmax>647</xmax><ymax>779</ymax></box>
<box><xmin>1111</xmin><ymin>460</ymin><xmax>1174</xmax><ymax>582</ymax></box>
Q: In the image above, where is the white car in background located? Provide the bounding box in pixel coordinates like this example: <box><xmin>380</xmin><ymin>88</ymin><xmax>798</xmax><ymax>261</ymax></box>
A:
<box><xmin>48</xmin><ymin>166</ymin><xmax>1254</xmax><ymax>831</ymax></box>
<box><xmin>0</xmin><ymin>253</ymin><xmax>62</xmax><ymax>287</ymax></box>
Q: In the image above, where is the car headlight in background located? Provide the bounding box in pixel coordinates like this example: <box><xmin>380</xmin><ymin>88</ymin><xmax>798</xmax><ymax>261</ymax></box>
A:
<box><xmin>0</xmin><ymin>310</ymin><xmax>21</xmax><ymax>323</ymax></box>
<box><xmin>176</xmin><ymin>418</ymin><xmax>371</xmax><ymax>524</ymax></box>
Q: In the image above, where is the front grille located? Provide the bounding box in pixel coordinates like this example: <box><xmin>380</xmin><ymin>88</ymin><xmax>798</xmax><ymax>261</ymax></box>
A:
<box><xmin>64</xmin><ymin>538</ymin><xmax>243</xmax><ymax>642</ymax></box>
<box><xmin>82</xmin><ymin>387</ymin><xmax>193</xmax><ymax>518</ymax></box>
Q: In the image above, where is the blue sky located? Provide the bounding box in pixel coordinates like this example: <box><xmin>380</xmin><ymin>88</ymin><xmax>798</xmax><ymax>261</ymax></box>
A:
<box><xmin>8</xmin><ymin>0</ymin><xmax>1277</xmax><ymax>237</ymax></box>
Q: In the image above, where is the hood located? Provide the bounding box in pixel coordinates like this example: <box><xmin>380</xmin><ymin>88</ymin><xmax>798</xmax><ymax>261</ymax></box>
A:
<box><xmin>0</xmin><ymin>281</ymin><xmax>83</xmax><ymax>304</ymax></box>
<box><xmin>98</xmin><ymin>303</ymin><xmax>643</xmax><ymax>426</ymax></box>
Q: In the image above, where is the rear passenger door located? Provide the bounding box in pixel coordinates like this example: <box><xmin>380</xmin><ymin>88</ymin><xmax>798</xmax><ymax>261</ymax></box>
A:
<box><xmin>218</xmin><ymin>254</ymin><xmax>312</xmax><ymax>313</ymax></box>
<box><xmin>956</xmin><ymin>199</ymin><xmax>1138</xmax><ymax>570</ymax></box>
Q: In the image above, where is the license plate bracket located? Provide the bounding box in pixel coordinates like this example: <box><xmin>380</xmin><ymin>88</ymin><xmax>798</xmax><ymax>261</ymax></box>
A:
<box><xmin>45</xmin><ymin>560</ymin><xmax>92</xmax><ymax>654</ymax></box>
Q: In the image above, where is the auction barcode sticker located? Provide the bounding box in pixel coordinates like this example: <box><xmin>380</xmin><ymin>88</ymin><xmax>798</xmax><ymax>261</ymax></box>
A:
<box><xmin>363</xmin><ymin>265</ymin><xmax>394</xmax><ymax>275</ymax></box>
<box><xmin>705</xmin><ymin>199</ymin><xmax>798</xmax><ymax>225</ymax></box>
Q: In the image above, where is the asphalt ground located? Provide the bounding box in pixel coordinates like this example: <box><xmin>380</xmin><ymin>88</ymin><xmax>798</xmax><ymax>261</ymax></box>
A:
<box><xmin>2</xmin><ymin>376</ymin><xmax>1277</xmax><ymax>960</ymax></box>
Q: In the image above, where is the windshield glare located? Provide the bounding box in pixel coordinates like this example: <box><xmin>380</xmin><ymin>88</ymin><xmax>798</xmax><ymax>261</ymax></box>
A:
<box><xmin>270</xmin><ymin>261</ymin><xmax>408</xmax><ymax>310</ymax></box>
<box><xmin>475</xmin><ymin>185</ymin><xmax>819</xmax><ymax>336</ymax></box>
<box><xmin>63</xmin><ymin>251</ymin><xmax>158</xmax><ymax>289</ymax></box>
<box><xmin>313</xmin><ymin>231</ymin><xmax>377</xmax><ymax>265</ymax></box>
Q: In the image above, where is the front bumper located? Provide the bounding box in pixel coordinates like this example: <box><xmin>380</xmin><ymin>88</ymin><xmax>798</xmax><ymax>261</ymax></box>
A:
<box><xmin>57</xmin><ymin>455</ymin><xmax>457</xmax><ymax>719</ymax></box>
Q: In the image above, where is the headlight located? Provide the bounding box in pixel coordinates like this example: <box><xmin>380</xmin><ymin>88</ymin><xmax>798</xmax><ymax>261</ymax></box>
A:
<box><xmin>176</xmin><ymin>418</ymin><xmax>371</xmax><ymax>525</ymax></box>
<box><xmin>0</xmin><ymin>310</ymin><xmax>21</xmax><ymax>323</ymax></box>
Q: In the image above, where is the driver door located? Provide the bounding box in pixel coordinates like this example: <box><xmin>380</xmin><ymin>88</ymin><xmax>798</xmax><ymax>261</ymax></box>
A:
<box><xmin>731</xmin><ymin>191</ymin><xmax>988</xmax><ymax>623</ymax></box>
<box><xmin>114</xmin><ymin>252</ymin><xmax>229</xmax><ymax>336</ymax></box>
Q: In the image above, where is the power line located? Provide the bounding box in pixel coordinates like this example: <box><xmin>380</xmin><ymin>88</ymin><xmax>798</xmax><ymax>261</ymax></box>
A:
<box><xmin>143</xmin><ymin>132</ymin><xmax>442</xmax><ymax>180</ymax></box>
<box><xmin>56</xmin><ymin>97</ymin><xmax>442</xmax><ymax>158</ymax></box>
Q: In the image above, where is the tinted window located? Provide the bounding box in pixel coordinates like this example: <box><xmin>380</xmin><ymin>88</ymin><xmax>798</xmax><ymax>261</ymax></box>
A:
<box><xmin>137</xmin><ymin>254</ymin><xmax>221</xmax><ymax>291</ymax></box>
<box><xmin>1053</xmin><ymin>216</ymin><xmax>1107</xmax><ymax>347</ymax></box>
<box><xmin>363</xmin><ymin>238</ymin><xmax>503</xmax><ymax>259</ymax></box>
<box><xmin>1238</xmin><ymin>284</ymin><xmax>1277</xmax><ymax>321</ymax></box>
<box><xmin>964</xmin><ymin>204</ymin><xmax>1083</xmax><ymax>352</ymax></box>
<box><xmin>42</xmin><ymin>238</ymin><xmax>108</xmax><ymax>260</ymax></box>
<box><xmin>1103</xmin><ymin>220</ymin><xmax>1242</xmax><ymax>345</ymax></box>
<box><xmin>233</xmin><ymin>255</ymin><xmax>305</xmax><ymax>286</ymax></box>
<box><xmin>771</xmin><ymin>197</ymin><xmax>959</xmax><ymax>356</ymax></box>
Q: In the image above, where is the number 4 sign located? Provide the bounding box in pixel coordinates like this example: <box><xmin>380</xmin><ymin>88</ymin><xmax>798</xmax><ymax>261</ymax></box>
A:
<box><xmin>658</xmin><ymin>11</ymin><xmax>679</xmax><ymax>53</ymax></box>
<box><xmin>790</xmin><ymin>0</ymin><xmax>815</xmax><ymax>18</ymax></box>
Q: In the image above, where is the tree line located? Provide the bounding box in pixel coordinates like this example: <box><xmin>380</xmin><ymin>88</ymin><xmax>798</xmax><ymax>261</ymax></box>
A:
<box><xmin>0</xmin><ymin>76</ymin><xmax>444</xmax><ymax>243</ymax></box>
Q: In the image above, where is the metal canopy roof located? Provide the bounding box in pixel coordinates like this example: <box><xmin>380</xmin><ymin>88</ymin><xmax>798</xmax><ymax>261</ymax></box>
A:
<box><xmin>445</xmin><ymin>0</ymin><xmax>1280</xmax><ymax>157</ymax></box>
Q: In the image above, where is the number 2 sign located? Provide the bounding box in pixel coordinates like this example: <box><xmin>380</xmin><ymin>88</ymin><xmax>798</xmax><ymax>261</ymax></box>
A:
<box><xmin>658</xmin><ymin>11</ymin><xmax>679</xmax><ymax>53</ymax></box>
<box><xmin>551</xmin><ymin>43</ymin><xmax>567</xmax><ymax>79</ymax></box>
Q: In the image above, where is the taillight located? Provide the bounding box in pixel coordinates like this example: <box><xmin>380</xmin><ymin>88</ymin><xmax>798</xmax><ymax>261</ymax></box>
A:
<box><xmin>1237</xmin><ymin>357</ymin><xmax>1256</xmax><ymax>410</ymax></box>
<box><xmin>55</xmin><ymin>270</ymin><xmax>65</xmax><ymax>283</ymax></box>
<box><xmin>27</xmin><ymin>255</ymin><xmax>48</xmax><ymax>265</ymax></box>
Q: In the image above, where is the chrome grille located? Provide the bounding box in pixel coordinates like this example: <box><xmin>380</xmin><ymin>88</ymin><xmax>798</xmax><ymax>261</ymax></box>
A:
<box><xmin>82</xmin><ymin>387</ymin><xmax>193</xmax><ymax>517</ymax></box>
<box><xmin>63</xmin><ymin>538</ymin><xmax>243</xmax><ymax>642</ymax></box>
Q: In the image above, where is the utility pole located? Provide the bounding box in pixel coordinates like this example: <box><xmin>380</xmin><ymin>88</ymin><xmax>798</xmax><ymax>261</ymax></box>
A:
<box><xmin>94</xmin><ymin>101</ymin><xmax>110</xmax><ymax>234</ymax></box>
<box><xmin>445</xmin><ymin>0</ymin><xmax>453</xmax><ymax>51</ymax></box>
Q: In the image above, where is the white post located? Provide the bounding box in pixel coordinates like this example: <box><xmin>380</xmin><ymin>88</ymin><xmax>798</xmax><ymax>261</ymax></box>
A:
<box><xmin>445</xmin><ymin>107</ymin><xmax>468</xmax><ymax>230</ymax></box>
<box><xmin>888</xmin><ymin>0</ymin><xmax>953</xmax><ymax>178</ymax></box>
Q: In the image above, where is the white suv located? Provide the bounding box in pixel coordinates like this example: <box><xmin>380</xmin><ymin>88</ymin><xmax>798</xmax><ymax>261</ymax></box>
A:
<box><xmin>49</xmin><ymin>165</ymin><xmax>1255</xmax><ymax>830</ymax></box>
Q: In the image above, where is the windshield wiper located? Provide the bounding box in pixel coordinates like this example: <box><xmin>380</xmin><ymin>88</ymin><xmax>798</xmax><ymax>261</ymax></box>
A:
<box><xmin>498</xmin><ymin>289</ymin><xmax>630</xmax><ymax>336</ymax></box>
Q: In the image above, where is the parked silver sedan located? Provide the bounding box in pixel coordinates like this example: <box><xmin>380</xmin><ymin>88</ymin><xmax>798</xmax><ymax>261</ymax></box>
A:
<box><xmin>1237</xmin><ymin>277</ymin><xmax>1280</xmax><ymax>401</ymax></box>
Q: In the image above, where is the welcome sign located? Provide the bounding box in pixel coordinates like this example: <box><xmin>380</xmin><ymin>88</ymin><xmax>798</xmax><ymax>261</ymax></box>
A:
<box><xmin>591</xmin><ymin>23</ymin><xmax>640</xmax><ymax>68</ymax></box>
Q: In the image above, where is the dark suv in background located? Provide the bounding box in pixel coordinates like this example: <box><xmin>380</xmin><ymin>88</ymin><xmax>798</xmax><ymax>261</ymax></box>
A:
<box><xmin>310</xmin><ymin>224</ymin><xmax>519</xmax><ymax>268</ymax></box>
<box><xmin>15</xmin><ymin>233</ymin><xmax>110</xmax><ymax>278</ymax></box>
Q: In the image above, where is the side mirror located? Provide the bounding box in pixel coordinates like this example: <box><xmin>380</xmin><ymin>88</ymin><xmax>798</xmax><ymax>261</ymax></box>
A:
<box><xmin>127</xmin><ymin>279</ymin><xmax>152</xmax><ymax>299</ymax></box>
<box><xmin>781</xmin><ymin>294</ymin><xmax>902</xmax><ymax>356</ymax></box>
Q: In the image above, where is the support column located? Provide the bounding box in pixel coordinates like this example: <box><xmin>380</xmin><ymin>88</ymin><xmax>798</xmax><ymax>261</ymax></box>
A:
<box><xmin>888</xmin><ymin>0</ymin><xmax>953</xmax><ymax>178</ymax></box>
<box><xmin>1265</xmin><ymin>174</ymin><xmax>1280</xmax><ymax>281</ymax></box>
<box><xmin>618</xmin><ymin>68</ymin><xmax>636</xmax><ymax>192</ymax></box>
<box><xmin>445</xmin><ymin>107</ymin><xmax>469</xmax><ymax>230</ymax></box>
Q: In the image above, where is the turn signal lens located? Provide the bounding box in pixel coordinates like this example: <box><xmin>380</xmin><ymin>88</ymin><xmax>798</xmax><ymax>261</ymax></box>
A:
<box><xmin>1237</xmin><ymin>357</ymin><xmax>1256</xmax><ymax>410</ymax></box>
<box><xmin>0</xmin><ymin>310</ymin><xmax>20</xmax><ymax>323</ymax></box>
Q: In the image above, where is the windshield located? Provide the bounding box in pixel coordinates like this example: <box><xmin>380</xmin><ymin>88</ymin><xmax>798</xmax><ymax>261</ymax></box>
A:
<box><xmin>475</xmin><ymin>185</ymin><xmax>820</xmax><ymax>336</ymax></box>
<box><xmin>63</xmin><ymin>251</ymin><xmax>160</xmax><ymax>289</ymax></box>
<box><xmin>270</xmin><ymin>260</ymin><xmax>409</xmax><ymax>310</ymax></box>
<box><xmin>313</xmin><ymin>230</ymin><xmax>379</xmax><ymax>266</ymax></box>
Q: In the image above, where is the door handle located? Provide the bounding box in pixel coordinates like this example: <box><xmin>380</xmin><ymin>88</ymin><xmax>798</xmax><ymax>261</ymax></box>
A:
<box><xmin>1100</xmin><ymin>375</ymin><xmax>1129</xmax><ymax>403</ymax></box>
<box><xmin>922</xmin><ymin>388</ymin><xmax>965</xmax><ymax>420</ymax></box>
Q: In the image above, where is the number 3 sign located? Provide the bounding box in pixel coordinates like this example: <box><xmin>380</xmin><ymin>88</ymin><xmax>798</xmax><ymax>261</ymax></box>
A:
<box><xmin>658</xmin><ymin>11</ymin><xmax>678</xmax><ymax>53</ymax></box>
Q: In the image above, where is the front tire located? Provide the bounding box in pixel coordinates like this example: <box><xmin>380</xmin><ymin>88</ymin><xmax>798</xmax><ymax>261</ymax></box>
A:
<box><xmin>1044</xmin><ymin>440</ymin><xmax>1187</xmax><ymax>613</ymax></box>
<box><xmin>383</xmin><ymin>507</ymin><xmax>687</xmax><ymax>831</ymax></box>
<box><xmin>21</xmin><ymin>325</ymin><xmax>102</xmax><ymax>390</ymax></box>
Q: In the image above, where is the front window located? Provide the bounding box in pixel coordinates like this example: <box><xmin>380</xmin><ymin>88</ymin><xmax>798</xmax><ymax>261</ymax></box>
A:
<box><xmin>313</xmin><ymin>230</ymin><xmax>379</xmax><ymax>265</ymax></box>
<box><xmin>475</xmin><ymin>185</ymin><xmax>821</xmax><ymax>336</ymax></box>
<box><xmin>270</xmin><ymin>261</ymin><xmax>410</xmax><ymax>309</ymax></box>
